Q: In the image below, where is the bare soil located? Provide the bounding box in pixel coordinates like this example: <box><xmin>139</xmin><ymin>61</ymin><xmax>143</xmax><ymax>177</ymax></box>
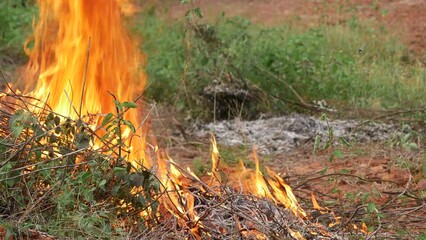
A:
<box><xmin>140</xmin><ymin>0</ymin><xmax>426</xmax><ymax>236</ymax></box>
<box><xmin>147</xmin><ymin>101</ymin><xmax>426</xmax><ymax>237</ymax></box>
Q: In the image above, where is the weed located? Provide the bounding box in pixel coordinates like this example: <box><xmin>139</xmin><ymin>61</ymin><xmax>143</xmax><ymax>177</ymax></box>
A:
<box><xmin>137</xmin><ymin>10</ymin><xmax>426</xmax><ymax>121</ymax></box>
<box><xmin>0</xmin><ymin>1</ymin><xmax>36</xmax><ymax>63</ymax></box>
<box><xmin>0</xmin><ymin>99</ymin><xmax>159</xmax><ymax>238</ymax></box>
<box><xmin>192</xmin><ymin>156</ymin><xmax>207</xmax><ymax>175</ymax></box>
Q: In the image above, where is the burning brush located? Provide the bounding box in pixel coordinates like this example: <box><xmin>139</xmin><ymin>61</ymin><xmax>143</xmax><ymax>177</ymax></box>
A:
<box><xmin>0</xmin><ymin>0</ymin><xmax>365</xmax><ymax>239</ymax></box>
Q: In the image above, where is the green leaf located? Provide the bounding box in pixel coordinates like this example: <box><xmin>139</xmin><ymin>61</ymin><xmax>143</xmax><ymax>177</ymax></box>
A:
<box><xmin>81</xmin><ymin>172</ymin><xmax>92</xmax><ymax>182</ymax></box>
<box><xmin>361</xmin><ymin>193</ymin><xmax>370</xmax><ymax>204</ymax></box>
<box><xmin>11</xmin><ymin>125</ymin><xmax>24</xmax><ymax>139</ymax></box>
<box><xmin>367</xmin><ymin>202</ymin><xmax>376</xmax><ymax>213</ymax></box>
<box><xmin>339</xmin><ymin>137</ymin><xmax>351</xmax><ymax>147</ymax></box>
<box><xmin>100</xmin><ymin>132</ymin><xmax>110</xmax><ymax>141</ymax></box>
<box><xmin>54</xmin><ymin>116</ymin><xmax>61</xmax><ymax>126</ymax></box>
<box><xmin>313</xmin><ymin>135</ymin><xmax>320</xmax><ymax>154</ymax></box>
<box><xmin>339</xmin><ymin>169</ymin><xmax>351</xmax><ymax>174</ymax></box>
<box><xmin>83</xmin><ymin>187</ymin><xmax>96</xmax><ymax>203</ymax></box>
<box><xmin>122</xmin><ymin>101</ymin><xmax>137</xmax><ymax>109</ymax></box>
<box><xmin>114</xmin><ymin>167</ymin><xmax>126</xmax><ymax>173</ymax></box>
<box><xmin>113</xmin><ymin>100</ymin><xmax>123</xmax><ymax>112</ymax></box>
<box><xmin>417</xmin><ymin>233</ymin><xmax>426</xmax><ymax>240</ymax></box>
<box><xmin>328</xmin><ymin>153</ymin><xmax>335</xmax><ymax>162</ymax></box>
<box><xmin>101</xmin><ymin>113</ymin><xmax>114</xmax><ymax>126</ymax></box>
<box><xmin>113</xmin><ymin>167</ymin><xmax>128</xmax><ymax>180</ymax></box>
<box><xmin>122</xmin><ymin>120</ymin><xmax>136</xmax><ymax>133</ymax></box>
<box><xmin>406</xmin><ymin>142</ymin><xmax>418</xmax><ymax>150</ymax></box>
<box><xmin>9</xmin><ymin>110</ymin><xmax>26</xmax><ymax>139</ymax></box>
<box><xmin>130</xmin><ymin>173</ymin><xmax>144</xmax><ymax>187</ymax></box>
<box><xmin>99</xmin><ymin>179</ymin><xmax>107</xmax><ymax>191</ymax></box>
<box><xmin>333</xmin><ymin>150</ymin><xmax>344</xmax><ymax>159</ymax></box>
<box><xmin>112</xmin><ymin>185</ymin><xmax>120</xmax><ymax>196</ymax></box>
<box><xmin>76</xmin><ymin>132</ymin><xmax>91</xmax><ymax>149</ymax></box>
<box><xmin>193</xmin><ymin>7</ymin><xmax>203</xmax><ymax>18</ymax></box>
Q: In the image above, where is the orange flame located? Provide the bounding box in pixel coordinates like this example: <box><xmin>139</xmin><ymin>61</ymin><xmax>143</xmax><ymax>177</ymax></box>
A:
<box><xmin>208</xmin><ymin>134</ymin><xmax>221</xmax><ymax>186</ymax></box>
<box><xmin>14</xmin><ymin>1</ymin><xmax>337</xmax><ymax>238</ymax></box>
<box><xmin>241</xmin><ymin>149</ymin><xmax>307</xmax><ymax>218</ymax></box>
<box><xmin>311</xmin><ymin>192</ymin><xmax>341</xmax><ymax>228</ymax></box>
<box><xmin>22</xmin><ymin>0</ymin><xmax>148</xmax><ymax>167</ymax></box>
<box><xmin>155</xmin><ymin>148</ymin><xmax>202</xmax><ymax>238</ymax></box>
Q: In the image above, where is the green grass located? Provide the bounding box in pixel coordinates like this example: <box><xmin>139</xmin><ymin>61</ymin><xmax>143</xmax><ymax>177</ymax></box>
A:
<box><xmin>1</xmin><ymin>4</ymin><xmax>425</xmax><ymax>119</ymax></box>
<box><xmin>0</xmin><ymin>1</ymin><xmax>36</xmax><ymax>64</ymax></box>
<box><xmin>138</xmin><ymin>10</ymin><xmax>426</xmax><ymax>119</ymax></box>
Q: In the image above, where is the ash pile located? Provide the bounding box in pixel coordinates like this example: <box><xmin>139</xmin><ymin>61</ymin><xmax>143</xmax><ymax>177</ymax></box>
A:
<box><xmin>191</xmin><ymin>113</ymin><xmax>407</xmax><ymax>154</ymax></box>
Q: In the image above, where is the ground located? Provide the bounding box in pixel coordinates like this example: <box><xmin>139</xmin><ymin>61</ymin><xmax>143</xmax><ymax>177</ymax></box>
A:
<box><xmin>149</xmin><ymin>105</ymin><xmax>425</xmax><ymax>237</ymax></box>
<box><xmin>144</xmin><ymin>0</ymin><xmax>426</xmax><ymax>236</ymax></box>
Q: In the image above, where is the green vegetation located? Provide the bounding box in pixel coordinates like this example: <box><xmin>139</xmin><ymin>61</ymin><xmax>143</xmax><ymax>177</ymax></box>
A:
<box><xmin>1</xmin><ymin>3</ymin><xmax>425</xmax><ymax>120</ymax></box>
<box><xmin>0</xmin><ymin>1</ymin><xmax>36</xmax><ymax>64</ymax></box>
<box><xmin>0</xmin><ymin>101</ymin><xmax>159</xmax><ymax>238</ymax></box>
<box><xmin>140</xmin><ymin>10</ymin><xmax>425</xmax><ymax>119</ymax></box>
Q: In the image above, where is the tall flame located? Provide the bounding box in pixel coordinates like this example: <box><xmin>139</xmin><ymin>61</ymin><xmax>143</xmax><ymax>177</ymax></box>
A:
<box><xmin>12</xmin><ymin>1</ymin><xmax>337</xmax><ymax>237</ymax></box>
<box><xmin>22</xmin><ymin>0</ymin><xmax>147</xmax><ymax>166</ymax></box>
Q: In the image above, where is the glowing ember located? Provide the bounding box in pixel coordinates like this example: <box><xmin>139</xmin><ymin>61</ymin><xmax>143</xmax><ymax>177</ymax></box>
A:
<box><xmin>22</xmin><ymin>0</ymin><xmax>148</xmax><ymax>167</ymax></box>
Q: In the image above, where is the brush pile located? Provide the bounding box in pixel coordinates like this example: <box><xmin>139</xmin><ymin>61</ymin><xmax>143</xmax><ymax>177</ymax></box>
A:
<box><xmin>0</xmin><ymin>88</ymin><xmax>375</xmax><ymax>239</ymax></box>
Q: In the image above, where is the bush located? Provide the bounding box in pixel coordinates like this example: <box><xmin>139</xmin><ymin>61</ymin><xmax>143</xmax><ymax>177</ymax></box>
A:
<box><xmin>0</xmin><ymin>1</ymin><xmax>36</xmax><ymax>63</ymax></box>
<box><xmin>0</xmin><ymin>97</ymin><xmax>159</xmax><ymax>238</ymax></box>
<box><xmin>138</xmin><ymin>11</ymin><xmax>426</xmax><ymax>120</ymax></box>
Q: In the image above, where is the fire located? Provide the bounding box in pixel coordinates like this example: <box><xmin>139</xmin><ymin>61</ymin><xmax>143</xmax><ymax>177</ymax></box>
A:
<box><xmin>155</xmin><ymin>148</ymin><xmax>203</xmax><ymax>238</ymax></box>
<box><xmin>239</xmin><ymin>149</ymin><xmax>307</xmax><ymax>218</ymax></box>
<box><xmin>7</xmin><ymin>0</ymin><xmax>346</xmax><ymax>238</ymax></box>
<box><xmin>22</xmin><ymin>0</ymin><xmax>148</xmax><ymax>167</ymax></box>
<box><xmin>208</xmin><ymin>134</ymin><xmax>221</xmax><ymax>186</ymax></box>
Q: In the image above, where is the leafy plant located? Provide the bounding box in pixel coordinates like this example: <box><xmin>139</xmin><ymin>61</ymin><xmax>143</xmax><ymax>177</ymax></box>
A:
<box><xmin>0</xmin><ymin>99</ymin><xmax>159</xmax><ymax>238</ymax></box>
<box><xmin>138</xmin><ymin>10</ymin><xmax>426</xmax><ymax>121</ymax></box>
<box><xmin>0</xmin><ymin>1</ymin><xmax>36</xmax><ymax>61</ymax></box>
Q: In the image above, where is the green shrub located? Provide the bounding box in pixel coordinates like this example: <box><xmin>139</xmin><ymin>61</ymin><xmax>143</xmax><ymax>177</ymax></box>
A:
<box><xmin>0</xmin><ymin>1</ymin><xmax>36</xmax><ymax>62</ymax></box>
<box><xmin>138</xmin><ymin>11</ymin><xmax>426</xmax><ymax>120</ymax></box>
<box><xmin>0</xmin><ymin>99</ymin><xmax>159</xmax><ymax>238</ymax></box>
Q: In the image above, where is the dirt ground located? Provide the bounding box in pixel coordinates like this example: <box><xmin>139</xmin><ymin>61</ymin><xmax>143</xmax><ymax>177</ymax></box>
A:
<box><xmin>142</xmin><ymin>1</ymin><xmax>426</xmax><ymax>235</ymax></box>
<box><xmin>156</xmin><ymin>0</ymin><xmax>426</xmax><ymax>56</ymax></box>
<box><xmin>147</xmin><ymin>103</ymin><xmax>425</xmax><ymax>237</ymax></box>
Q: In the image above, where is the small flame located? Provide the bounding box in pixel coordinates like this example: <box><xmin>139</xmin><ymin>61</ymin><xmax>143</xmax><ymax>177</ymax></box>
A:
<box><xmin>155</xmin><ymin>149</ymin><xmax>203</xmax><ymax>238</ymax></box>
<box><xmin>361</xmin><ymin>222</ymin><xmax>370</xmax><ymax>234</ymax></box>
<box><xmin>311</xmin><ymin>192</ymin><xmax>324</xmax><ymax>211</ymax></box>
<box><xmin>311</xmin><ymin>192</ymin><xmax>341</xmax><ymax>227</ymax></box>
<box><xmin>288</xmin><ymin>227</ymin><xmax>306</xmax><ymax>240</ymax></box>
<box><xmin>208</xmin><ymin>134</ymin><xmax>221</xmax><ymax>185</ymax></box>
<box><xmin>245</xmin><ymin>149</ymin><xmax>307</xmax><ymax>218</ymax></box>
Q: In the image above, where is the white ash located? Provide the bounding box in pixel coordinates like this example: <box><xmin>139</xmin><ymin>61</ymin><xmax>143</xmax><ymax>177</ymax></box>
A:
<box><xmin>191</xmin><ymin>113</ymin><xmax>404</xmax><ymax>154</ymax></box>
